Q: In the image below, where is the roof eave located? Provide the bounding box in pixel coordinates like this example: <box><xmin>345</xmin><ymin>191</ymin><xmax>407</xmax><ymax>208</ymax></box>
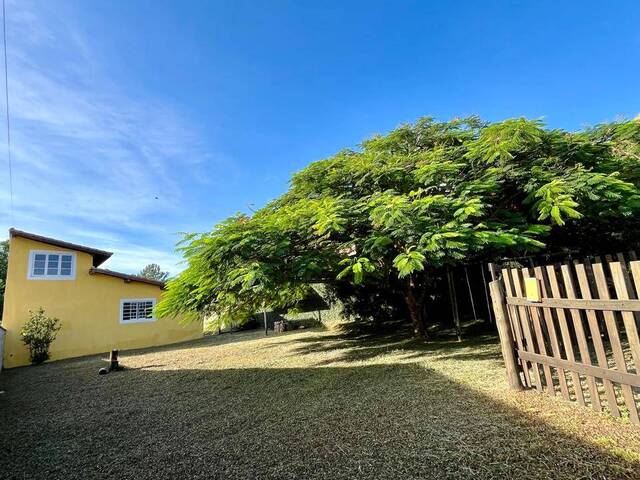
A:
<box><xmin>9</xmin><ymin>228</ymin><xmax>113</xmax><ymax>267</ymax></box>
<box><xmin>89</xmin><ymin>267</ymin><xmax>166</xmax><ymax>288</ymax></box>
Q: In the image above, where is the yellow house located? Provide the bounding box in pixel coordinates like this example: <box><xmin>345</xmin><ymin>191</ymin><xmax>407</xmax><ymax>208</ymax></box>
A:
<box><xmin>1</xmin><ymin>228</ymin><xmax>202</xmax><ymax>368</ymax></box>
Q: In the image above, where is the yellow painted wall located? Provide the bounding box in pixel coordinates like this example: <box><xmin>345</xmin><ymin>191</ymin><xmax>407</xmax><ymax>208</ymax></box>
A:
<box><xmin>1</xmin><ymin>236</ymin><xmax>202</xmax><ymax>368</ymax></box>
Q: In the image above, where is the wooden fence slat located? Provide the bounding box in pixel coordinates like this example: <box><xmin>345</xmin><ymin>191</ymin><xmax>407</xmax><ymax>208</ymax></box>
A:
<box><xmin>560</xmin><ymin>265</ymin><xmax>602</xmax><ymax>411</ymax></box>
<box><xmin>574</xmin><ymin>263</ymin><xmax>620</xmax><ymax>417</ymax></box>
<box><xmin>534</xmin><ymin>266</ymin><xmax>571</xmax><ymax>400</ymax></box>
<box><xmin>489</xmin><ymin>280</ymin><xmax>524</xmax><ymax>390</ymax></box>
<box><xmin>630</xmin><ymin>261</ymin><xmax>640</xmax><ymax>348</ymax></box>
<box><xmin>610</xmin><ymin>262</ymin><xmax>640</xmax><ymax>375</ymax></box>
<box><xmin>631</xmin><ymin>261</ymin><xmax>640</xmax><ymax>299</ymax></box>
<box><xmin>502</xmin><ymin>268</ymin><xmax>531</xmax><ymax>387</ymax></box>
<box><xmin>546</xmin><ymin>265</ymin><xmax>586</xmax><ymax>406</ymax></box>
<box><xmin>583</xmin><ymin>257</ymin><xmax>599</xmax><ymax>302</ymax></box>
<box><xmin>522</xmin><ymin>267</ymin><xmax>556</xmax><ymax>395</ymax></box>
<box><xmin>511</xmin><ymin>268</ymin><xmax>543</xmax><ymax>391</ymax></box>
<box><xmin>592</xmin><ymin>263</ymin><xmax>640</xmax><ymax>424</ymax></box>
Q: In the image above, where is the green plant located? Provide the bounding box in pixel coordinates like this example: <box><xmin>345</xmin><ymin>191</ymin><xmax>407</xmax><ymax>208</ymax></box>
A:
<box><xmin>20</xmin><ymin>308</ymin><xmax>62</xmax><ymax>365</ymax></box>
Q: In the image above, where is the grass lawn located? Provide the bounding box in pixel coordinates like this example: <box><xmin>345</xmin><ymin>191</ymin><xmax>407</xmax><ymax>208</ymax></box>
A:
<box><xmin>2</xmin><ymin>328</ymin><xmax>640</xmax><ymax>479</ymax></box>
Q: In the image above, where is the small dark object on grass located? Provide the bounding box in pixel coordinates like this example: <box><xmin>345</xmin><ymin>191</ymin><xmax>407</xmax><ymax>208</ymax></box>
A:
<box><xmin>98</xmin><ymin>367</ymin><xmax>108</xmax><ymax>375</ymax></box>
<box><xmin>109</xmin><ymin>349</ymin><xmax>120</xmax><ymax>371</ymax></box>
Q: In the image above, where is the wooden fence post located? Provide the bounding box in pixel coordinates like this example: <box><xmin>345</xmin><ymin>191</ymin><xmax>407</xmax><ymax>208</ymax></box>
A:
<box><xmin>489</xmin><ymin>280</ymin><xmax>523</xmax><ymax>391</ymax></box>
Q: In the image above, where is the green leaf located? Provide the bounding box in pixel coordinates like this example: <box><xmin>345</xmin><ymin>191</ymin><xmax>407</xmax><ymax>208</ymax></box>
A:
<box><xmin>393</xmin><ymin>250</ymin><xmax>426</xmax><ymax>278</ymax></box>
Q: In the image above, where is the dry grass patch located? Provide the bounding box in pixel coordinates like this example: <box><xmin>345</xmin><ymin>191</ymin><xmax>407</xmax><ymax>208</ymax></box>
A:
<box><xmin>1</xmin><ymin>328</ymin><xmax>640</xmax><ymax>479</ymax></box>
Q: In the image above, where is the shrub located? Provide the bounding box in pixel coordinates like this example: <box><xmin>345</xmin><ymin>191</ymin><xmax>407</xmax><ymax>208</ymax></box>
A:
<box><xmin>20</xmin><ymin>308</ymin><xmax>61</xmax><ymax>365</ymax></box>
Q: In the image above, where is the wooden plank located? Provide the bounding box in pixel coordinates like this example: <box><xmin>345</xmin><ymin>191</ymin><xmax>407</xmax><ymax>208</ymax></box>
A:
<box><xmin>631</xmin><ymin>261</ymin><xmax>640</xmax><ymax>299</ymax></box>
<box><xmin>523</xmin><ymin>267</ymin><xmax>555</xmax><ymax>395</ymax></box>
<box><xmin>610</xmin><ymin>262</ymin><xmax>640</xmax><ymax>373</ymax></box>
<box><xmin>546</xmin><ymin>265</ymin><xmax>585</xmax><ymax>406</ymax></box>
<box><xmin>512</xmin><ymin>268</ymin><xmax>543</xmax><ymax>392</ymax></box>
<box><xmin>592</xmin><ymin>263</ymin><xmax>640</xmax><ymax>424</ymax></box>
<box><xmin>502</xmin><ymin>269</ymin><xmax>531</xmax><ymax>387</ymax></box>
<box><xmin>489</xmin><ymin>280</ymin><xmax>524</xmax><ymax>390</ymax></box>
<box><xmin>502</xmin><ymin>268</ymin><xmax>532</xmax><ymax>387</ymax></box>
<box><xmin>560</xmin><ymin>265</ymin><xmax>601</xmax><ymax>411</ymax></box>
<box><xmin>616</xmin><ymin>253</ymin><xmax>638</xmax><ymax>300</ymax></box>
<box><xmin>506</xmin><ymin>297</ymin><xmax>640</xmax><ymax>312</ymax></box>
<box><xmin>534</xmin><ymin>266</ymin><xmax>571</xmax><ymax>400</ymax></box>
<box><xmin>631</xmin><ymin>260</ymin><xmax>640</xmax><ymax>337</ymax></box>
<box><xmin>574</xmin><ymin>262</ymin><xmax>620</xmax><ymax>417</ymax></box>
<box><xmin>583</xmin><ymin>257</ymin><xmax>599</xmax><ymax>299</ymax></box>
<box><xmin>518</xmin><ymin>351</ymin><xmax>640</xmax><ymax>388</ymax></box>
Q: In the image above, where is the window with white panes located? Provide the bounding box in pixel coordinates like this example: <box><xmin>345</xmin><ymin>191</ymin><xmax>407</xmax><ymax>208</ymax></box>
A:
<box><xmin>120</xmin><ymin>298</ymin><xmax>156</xmax><ymax>323</ymax></box>
<box><xmin>28</xmin><ymin>251</ymin><xmax>76</xmax><ymax>279</ymax></box>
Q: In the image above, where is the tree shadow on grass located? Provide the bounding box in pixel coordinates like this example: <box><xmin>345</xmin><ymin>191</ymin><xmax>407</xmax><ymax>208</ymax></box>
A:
<box><xmin>1</xmin><ymin>359</ymin><xmax>638</xmax><ymax>479</ymax></box>
<box><xmin>281</xmin><ymin>330</ymin><xmax>503</xmax><ymax>366</ymax></box>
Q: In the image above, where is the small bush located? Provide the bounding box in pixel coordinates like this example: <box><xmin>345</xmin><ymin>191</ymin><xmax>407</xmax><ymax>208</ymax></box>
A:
<box><xmin>20</xmin><ymin>308</ymin><xmax>61</xmax><ymax>365</ymax></box>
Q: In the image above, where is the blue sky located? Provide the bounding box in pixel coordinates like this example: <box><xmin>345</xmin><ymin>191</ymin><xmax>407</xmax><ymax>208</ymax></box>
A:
<box><xmin>0</xmin><ymin>0</ymin><xmax>639</xmax><ymax>274</ymax></box>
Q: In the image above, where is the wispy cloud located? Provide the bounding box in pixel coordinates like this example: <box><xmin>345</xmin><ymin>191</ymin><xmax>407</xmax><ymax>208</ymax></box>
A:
<box><xmin>0</xmin><ymin>0</ymin><xmax>217</xmax><ymax>274</ymax></box>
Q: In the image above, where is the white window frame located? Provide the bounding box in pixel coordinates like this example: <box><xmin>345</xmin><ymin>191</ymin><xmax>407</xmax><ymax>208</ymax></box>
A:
<box><xmin>120</xmin><ymin>298</ymin><xmax>157</xmax><ymax>324</ymax></box>
<box><xmin>27</xmin><ymin>250</ymin><xmax>76</xmax><ymax>280</ymax></box>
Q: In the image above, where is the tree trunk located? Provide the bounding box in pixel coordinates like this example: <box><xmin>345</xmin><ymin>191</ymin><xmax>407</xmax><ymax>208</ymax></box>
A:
<box><xmin>403</xmin><ymin>277</ymin><xmax>428</xmax><ymax>339</ymax></box>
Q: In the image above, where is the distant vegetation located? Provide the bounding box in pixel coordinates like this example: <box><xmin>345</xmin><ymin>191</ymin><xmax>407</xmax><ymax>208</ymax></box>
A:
<box><xmin>157</xmin><ymin>117</ymin><xmax>640</xmax><ymax>337</ymax></box>
<box><xmin>139</xmin><ymin>263</ymin><xmax>169</xmax><ymax>282</ymax></box>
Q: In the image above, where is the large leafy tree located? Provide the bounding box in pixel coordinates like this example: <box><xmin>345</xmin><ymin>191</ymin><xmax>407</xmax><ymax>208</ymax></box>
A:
<box><xmin>158</xmin><ymin>117</ymin><xmax>640</xmax><ymax>337</ymax></box>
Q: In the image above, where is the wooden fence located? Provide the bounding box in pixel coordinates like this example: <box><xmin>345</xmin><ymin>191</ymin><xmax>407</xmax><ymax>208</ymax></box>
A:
<box><xmin>490</xmin><ymin>255</ymin><xmax>640</xmax><ymax>424</ymax></box>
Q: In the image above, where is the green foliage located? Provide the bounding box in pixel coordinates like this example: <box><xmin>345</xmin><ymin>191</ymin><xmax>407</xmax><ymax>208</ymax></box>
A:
<box><xmin>139</xmin><ymin>263</ymin><xmax>169</xmax><ymax>282</ymax></box>
<box><xmin>20</xmin><ymin>308</ymin><xmax>61</xmax><ymax>365</ymax></box>
<box><xmin>158</xmin><ymin>116</ymin><xmax>640</xmax><ymax>328</ymax></box>
<box><xmin>393</xmin><ymin>250</ymin><xmax>426</xmax><ymax>278</ymax></box>
<box><xmin>337</xmin><ymin>257</ymin><xmax>375</xmax><ymax>284</ymax></box>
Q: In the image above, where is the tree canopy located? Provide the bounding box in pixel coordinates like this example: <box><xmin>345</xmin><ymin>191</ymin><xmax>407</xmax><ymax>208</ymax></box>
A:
<box><xmin>157</xmin><ymin>117</ymin><xmax>640</xmax><ymax>337</ymax></box>
<box><xmin>139</xmin><ymin>263</ymin><xmax>170</xmax><ymax>282</ymax></box>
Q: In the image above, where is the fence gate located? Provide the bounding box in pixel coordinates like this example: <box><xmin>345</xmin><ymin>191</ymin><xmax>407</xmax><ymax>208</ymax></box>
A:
<box><xmin>490</xmin><ymin>258</ymin><xmax>640</xmax><ymax>424</ymax></box>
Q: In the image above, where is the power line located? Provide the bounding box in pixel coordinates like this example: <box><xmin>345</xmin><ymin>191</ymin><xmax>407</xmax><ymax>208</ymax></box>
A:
<box><xmin>2</xmin><ymin>0</ymin><xmax>12</xmax><ymax>226</ymax></box>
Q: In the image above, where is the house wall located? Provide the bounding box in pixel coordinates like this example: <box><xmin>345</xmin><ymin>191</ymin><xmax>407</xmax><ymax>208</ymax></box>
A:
<box><xmin>0</xmin><ymin>326</ymin><xmax>5</xmax><ymax>371</ymax></box>
<box><xmin>1</xmin><ymin>236</ymin><xmax>202</xmax><ymax>368</ymax></box>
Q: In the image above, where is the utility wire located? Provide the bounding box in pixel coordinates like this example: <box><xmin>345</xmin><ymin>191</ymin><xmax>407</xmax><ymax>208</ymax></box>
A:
<box><xmin>2</xmin><ymin>0</ymin><xmax>12</xmax><ymax>226</ymax></box>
